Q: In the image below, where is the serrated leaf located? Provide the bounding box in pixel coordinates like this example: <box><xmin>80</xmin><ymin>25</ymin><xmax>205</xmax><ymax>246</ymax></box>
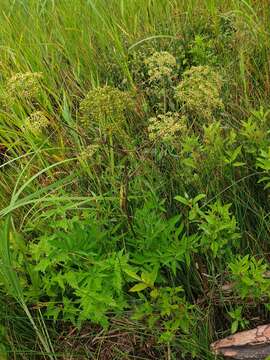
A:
<box><xmin>65</xmin><ymin>271</ymin><xmax>79</xmax><ymax>288</ymax></box>
<box><xmin>35</xmin><ymin>258</ymin><xmax>51</xmax><ymax>272</ymax></box>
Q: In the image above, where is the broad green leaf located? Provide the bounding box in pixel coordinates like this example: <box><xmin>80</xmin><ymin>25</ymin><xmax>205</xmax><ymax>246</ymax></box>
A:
<box><xmin>141</xmin><ymin>267</ymin><xmax>158</xmax><ymax>286</ymax></box>
<box><xmin>174</xmin><ymin>195</ymin><xmax>189</xmax><ymax>205</ymax></box>
<box><xmin>129</xmin><ymin>282</ymin><xmax>149</xmax><ymax>292</ymax></box>
<box><xmin>124</xmin><ymin>269</ymin><xmax>141</xmax><ymax>281</ymax></box>
<box><xmin>231</xmin><ymin>320</ymin><xmax>238</xmax><ymax>334</ymax></box>
<box><xmin>193</xmin><ymin>194</ymin><xmax>206</xmax><ymax>203</ymax></box>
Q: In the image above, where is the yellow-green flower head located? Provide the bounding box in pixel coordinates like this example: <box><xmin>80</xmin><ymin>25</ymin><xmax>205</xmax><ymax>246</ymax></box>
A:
<box><xmin>145</xmin><ymin>51</ymin><xmax>177</xmax><ymax>82</ymax></box>
<box><xmin>23</xmin><ymin>111</ymin><xmax>49</xmax><ymax>135</ymax></box>
<box><xmin>148</xmin><ymin>112</ymin><xmax>187</xmax><ymax>143</ymax></box>
<box><xmin>80</xmin><ymin>85</ymin><xmax>134</xmax><ymax>133</ymax></box>
<box><xmin>79</xmin><ymin>144</ymin><xmax>100</xmax><ymax>161</ymax></box>
<box><xmin>7</xmin><ymin>72</ymin><xmax>43</xmax><ymax>100</ymax></box>
<box><xmin>175</xmin><ymin>66</ymin><xmax>223</xmax><ymax>121</ymax></box>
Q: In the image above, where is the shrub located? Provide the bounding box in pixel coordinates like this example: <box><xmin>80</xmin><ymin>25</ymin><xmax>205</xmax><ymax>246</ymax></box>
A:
<box><xmin>132</xmin><ymin>286</ymin><xmax>196</xmax><ymax>343</ymax></box>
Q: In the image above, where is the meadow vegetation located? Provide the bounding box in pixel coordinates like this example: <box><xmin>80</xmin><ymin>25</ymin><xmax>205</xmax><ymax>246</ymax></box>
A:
<box><xmin>0</xmin><ymin>0</ymin><xmax>270</xmax><ymax>358</ymax></box>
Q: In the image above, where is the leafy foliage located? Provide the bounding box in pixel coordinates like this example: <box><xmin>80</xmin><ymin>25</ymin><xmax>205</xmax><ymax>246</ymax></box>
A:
<box><xmin>133</xmin><ymin>286</ymin><xmax>196</xmax><ymax>343</ymax></box>
<box><xmin>26</xmin><ymin>216</ymin><xmax>131</xmax><ymax>327</ymax></box>
<box><xmin>229</xmin><ymin>255</ymin><xmax>270</xmax><ymax>300</ymax></box>
<box><xmin>228</xmin><ymin>306</ymin><xmax>249</xmax><ymax>334</ymax></box>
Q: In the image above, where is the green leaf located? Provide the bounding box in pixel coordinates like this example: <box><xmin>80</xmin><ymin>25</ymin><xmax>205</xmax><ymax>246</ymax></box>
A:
<box><xmin>193</xmin><ymin>194</ymin><xmax>206</xmax><ymax>203</ymax></box>
<box><xmin>174</xmin><ymin>195</ymin><xmax>189</xmax><ymax>205</ymax></box>
<box><xmin>35</xmin><ymin>258</ymin><xmax>51</xmax><ymax>272</ymax></box>
<box><xmin>141</xmin><ymin>267</ymin><xmax>158</xmax><ymax>286</ymax></box>
<box><xmin>233</xmin><ymin>161</ymin><xmax>246</xmax><ymax>167</ymax></box>
<box><xmin>231</xmin><ymin>320</ymin><xmax>238</xmax><ymax>334</ymax></box>
<box><xmin>231</xmin><ymin>145</ymin><xmax>242</xmax><ymax>162</ymax></box>
<box><xmin>150</xmin><ymin>288</ymin><xmax>159</xmax><ymax>299</ymax></box>
<box><xmin>129</xmin><ymin>282</ymin><xmax>149</xmax><ymax>292</ymax></box>
<box><xmin>0</xmin><ymin>216</ymin><xmax>23</xmax><ymax>299</ymax></box>
<box><xmin>124</xmin><ymin>268</ymin><xmax>141</xmax><ymax>281</ymax></box>
<box><xmin>65</xmin><ymin>271</ymin><xmax>79</xmax><ymax>289</ymax></box>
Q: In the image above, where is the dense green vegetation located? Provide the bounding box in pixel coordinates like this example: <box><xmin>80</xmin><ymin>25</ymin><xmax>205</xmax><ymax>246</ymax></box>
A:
<box><xmin>1</xmin><ymin>0</ymin><xmax>270</xmax><ymax>358</ymax></box>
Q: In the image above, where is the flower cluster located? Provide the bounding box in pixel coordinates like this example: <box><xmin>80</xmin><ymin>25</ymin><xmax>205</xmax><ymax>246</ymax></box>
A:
<box><xmin>23</xmin><ymin>111</ymin><xmax>49</xmax><ymax>135</ymax></box>
<box><xmin>175</xmin><ymin>66</ymin><xmax>223</xmax><ymax>121</ymax></box>
<box><xmin>148</xmin><ymin>112</ymin><xmax>187</xmax><ymax>143</ymax></box>
<box><xmin>79</xmin><ymin>144</ymin><xmax>100</xmax><ymax>161</ymax></box>
<box><xmin>145</xmin><ymin>51</ymin><xmax>177</xmax><ymax>83</ymax></box>
<box><xmin>80</xmin><ymin>85</ymin><xmax>134</xmax><ymax>134</ymax></box>
<box><xmin>6</xmin><ymin>72</ymin><xmax>43</xmax><ymax>102</ymax></box>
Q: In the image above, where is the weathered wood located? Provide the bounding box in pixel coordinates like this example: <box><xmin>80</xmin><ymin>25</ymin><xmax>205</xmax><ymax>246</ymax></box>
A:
<box><xmin>211</xmin><ymin>324</ymin><xmax>270</xmax><ymax>359</ymax></box>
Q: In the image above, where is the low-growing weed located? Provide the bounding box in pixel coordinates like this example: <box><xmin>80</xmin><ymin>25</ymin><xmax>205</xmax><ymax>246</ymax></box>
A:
<box><xmin>229</xmin><ymin>255</ymin><xmax>270</xmax><ymax>300</ymax></box>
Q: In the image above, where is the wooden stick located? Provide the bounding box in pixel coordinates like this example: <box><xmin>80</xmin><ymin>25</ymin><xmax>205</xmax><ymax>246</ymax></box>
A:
<box><xmin>211</xmin><ymin>324</ymin><xmax>270</xmax><ymax>359</ymax></box>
